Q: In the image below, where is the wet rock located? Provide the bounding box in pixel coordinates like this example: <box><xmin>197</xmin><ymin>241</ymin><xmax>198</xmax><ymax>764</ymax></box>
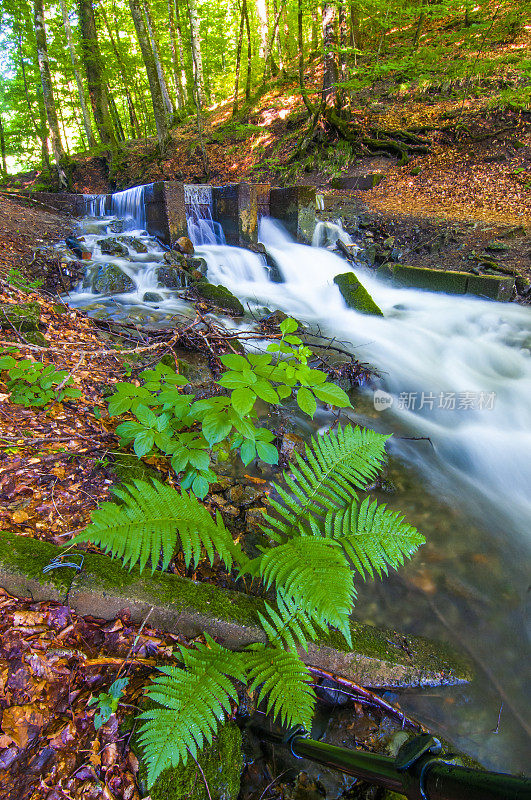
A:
<box><xmin>280</xmin><ymin>432</ymin><xmax>306</xmax><ymax>462</ymax></box>
<box><xmin>163</xmin><ymin>249</ymin><xmax>188</xmax><ymax>268</ymax></box>
<box><xmin>157</xmin><ymin>265</ymin><xmax>188</xmax><ymax>288</ymax></box>
<box><xmin>358</xmin><ymin>244</ymin><xmax>377</xmax><ymax>265</ymax></box>
<box><xmin>107</xmin><ymin>220</ymin><xmax>124</xmax><ymax>233</ymax></box>
<box><xmin>116</xmin><ymin>235</ymin><xmax>148</xmax><ymax>253</ymax></box>
<box><xmin>333</xmin><ymin>273</ymin><xmax>384</xmax><ymax>316</ymax></box>
<box><xmin>193</xmin><ymin>283</ymin><xmax>245</xmax><ymax>315</ymax></box>
<box><xmin>143</xmin><ymin>292</ymin><xmax>163</xmax><ymax>303</ymax></box>
<box><xmin>66</xmin><ymin>235</ymin><xmax>91</xmax><ymax>260</ymax></box>
<box><xmin>486</xmin><ymin>240</ymin><xmax>509</xmax><ymax>252</ymax></box>
<box><xmin>246</xmin><ymin>507</ymin><xmax>266</xmax><ymax>532</ymax></box>
<box><xmin>174</xmin><ymin>236</ymin><xmax>195</xmax><ymax>255</ymax></box>
<box><xmin>223</xmin><ymin>504</ymin><xmax>240</xmax><ymax>518</ymax></box>
<box><xmin>515</xmin><ymin>275</ymin><xmax>530</xmax><ymax>295</ymax></box>
<box><xmin>93</xmin><ymin>263</ymin><xmax>135</xmax><ymax>294</ymax></box>
<box><xmin>98</xmin><ymin>237</ymin><xmax>129</xmax><ymax>257</ymax></box>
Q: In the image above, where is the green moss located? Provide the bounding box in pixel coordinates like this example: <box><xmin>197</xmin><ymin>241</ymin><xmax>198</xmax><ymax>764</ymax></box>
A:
<box><xmin>0</xmin><ymin>302</ymin><xmax>41</xmax><ymax>332</ymax></box>
<box><xmin>466</xmin><ymin>274</ymin><xmax>514</xmax><ymax>301</ymax></box>
<box><xmin>111</xmin><ymin>452</ymin><xmax>163</xmax><ymax>486</ymax></box>
<box><xmin>391</xmin><ymin>265</ymin><xmax>468</xmax><ymax>294</ymax></box>
<box><xmin>333</xmin><ymin>272</ymin><xmax>384</xmax><ymax>316</ymax></box>
<box><xmin>0</xmin><ymin>532</ymin><xmax>473</xmax><ymax>682</ymax></box>
<box><xmin>194</xmin><ymin>283</ymin><xmax>244</xmax><ymax>316</ymax></box>
<box><xmin>147</xmin><ymin>722</ymin><xmax>242</xmax><ymax>800</ymax></box>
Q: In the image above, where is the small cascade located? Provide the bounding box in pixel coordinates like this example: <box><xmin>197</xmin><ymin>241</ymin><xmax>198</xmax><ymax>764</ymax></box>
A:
<box><xmin>184</xmin><ymin>184</ymin><xmax>225</xmax><ymax>246</ymax></box>
<box><xmin>110</xmin><ymin>184</ymin><xmax>151</xmax><ymax>231</ymax></box>
<box><xmin>84</xmin><ymin>194</ymin><xmax>107</xmax><ymax>217</ymax></box>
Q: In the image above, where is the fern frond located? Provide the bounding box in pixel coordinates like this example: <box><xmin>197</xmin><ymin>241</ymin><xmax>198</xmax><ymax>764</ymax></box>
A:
<box><xmin>261</xmin><ymin>425</ymin><xmax>389</xmax><ymax>542</ymax></box>
<box><xmin>258</xmin><ymin>536</ymin><xmax>355</xmax><ymax>644</ymax></box>
<box><xmin>138</xmin><ymin>635</ymin><xmax>245</xmax><ymax>787</ymax></box>
<box><xmin>257</xmin><ymin>590</ymin><xmax>320</xmax><ymax>652</ymax></box>
<box><xmin>328</xmin><ymin>496</ymin><xmax>425</xmax><ymax>578</ymax></box>
<box><xmin>246</xmin><ymin>644</ymin><xmax>315</xmax><ymax>730</ymax></box>
<box><xmin>70</xmin><ymin>479</ymin><xmax>235</xmax><ymax>573</ymax></box>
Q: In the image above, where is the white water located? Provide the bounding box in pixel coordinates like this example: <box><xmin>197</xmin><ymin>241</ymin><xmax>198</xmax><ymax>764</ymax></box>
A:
<box><xmin>184</xmin><ymin>184</ymin><xmax>225</xmax><ymax>246</ymax></box>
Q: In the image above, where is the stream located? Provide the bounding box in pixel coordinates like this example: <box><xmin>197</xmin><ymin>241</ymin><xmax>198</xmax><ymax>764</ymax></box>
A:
<box><xmin>63</xmin><ymin>189</ymin><xmax>530</xmax><ymax>776</ymax></box>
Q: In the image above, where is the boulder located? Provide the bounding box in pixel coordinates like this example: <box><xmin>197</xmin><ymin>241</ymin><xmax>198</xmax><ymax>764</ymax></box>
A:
<box><xmin>156</xmin><ymin>265</ymin><xmax>188</xmax><ymax>289</ymax></box>
<box><xmin>93</xmin><ymin>263</ymin><xmax>135</xmax><ymax>294</ymax></box>
<box><xmin>143</xmin><ymin>292</ymin><xmax>163</xmax><ymax>303</ymax></box>
<box><xmin>193</xmin><ymin>283</ymin><xmax>244</xmax><ymax>315</ymax></box>
<box><xmin>333</xmin><ymin>272</ymin><xmax>384</xmax><ymax>316</ymax></box>
<box><xmin>97</xmin><ymin>237</ymin><xmax>129</xmax><ymax>257</ymax></box>
<box><xmin>174</xmin><ymin>236</ymin><xmax>195</xmax><ymax>255</ymax></box>
<box><xmin>65</xmin><ymin>235</ymin><xmax>91</xmax><ymax>260</ymax></box>
<box><xmin>163</xmin><ymin>250</ymin><xmax>188</xmax><ymax>268</ymax></box>
<box><xmin>116</xmin><ymin>235</ymin><xmax>148</xmax><ymax>253</ymax></box>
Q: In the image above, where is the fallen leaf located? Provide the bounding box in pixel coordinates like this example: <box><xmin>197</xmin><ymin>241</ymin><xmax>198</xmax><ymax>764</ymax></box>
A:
<box><xmin>1</xmin><ymin>704</ymin><xmax>45</xmax><ymax>747</ymax></box>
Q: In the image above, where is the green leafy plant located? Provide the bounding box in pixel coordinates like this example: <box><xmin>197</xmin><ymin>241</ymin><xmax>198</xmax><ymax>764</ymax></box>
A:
<box><xmin>0</xmin><ymin>352</ymin><xmax>82</xmax><ymax>407</ymax></box>
<box><xmin>88</xmin><ymin>677</ymin><xmax>129</xmax><ymax>730</ymax></box>
<box><xmin>73</xmin><ymin>423</ymin><xmax>424</xmax><ymax>787</ymax></box>
<box><xmin>107</xmin><ymin>319</ymin><xmax>352</xmax><ymax>498</ymax></box>
<box><xmin>6</xmin><ymin>267</ymin><xmax>43</xmax><ymax>292</ymax></box>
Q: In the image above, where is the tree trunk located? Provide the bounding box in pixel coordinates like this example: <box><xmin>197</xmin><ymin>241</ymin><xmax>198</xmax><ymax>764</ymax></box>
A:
<box><xmin>33</xmin><ymin>0</ymin><xmax>68</xmax><ymax>187</ymax></box>
<box><xmin>108</xmin><ymin>93</ymin><xmax>126</xmax><ymax>140</ymax></box>
<box><xmin>243</xmin><ymin>0</ymin><xmax>252</xmax><ymax>101</ymax></box>
<box><xmin>99</xmin><ymin>3</ymin><xmax>142</xmax><ymax>137</ymax></box>
<box><xmin>311</xmin><ymin>8</ymin><xmax>319</xmax><ymax>53</ymax></box>
<box><xmin>174</xmin><ymin>0</ymin><xmax>191</xmax><ymax>105</ymax></box>
<box><xmin>262</xmin><ymin>1</ymin><xmax>284</xmax><ymax>82</ymax></box>
<box><xmin>322</xmin><ymin>3</ymin><xmax>339</xmax><ymax>107</ymax></box>
<box><xmin>233</xmin><ymin>1</ymin><xmax>245</xmax><ymax>114</ymax></box>
<box><xmin>59</xmin><ymin>0</ymin><xmax>96</xmax><ymax>148</ymax></box>
<box><xmin>77</xmin><ymin>0</ymin><xmax>118</xmax><ymax>149</ymax></box>
<box><xmin>168</xmin><ymin>0</ymin><xmax>185</xmax><ymax>108</ymax></box>
<box><xmin>255</xmin><ymin>0</ymin><xmax>269</xmax><ymax>59</ymax></box>
<box><xmin>350</xmin><ymin>3</ymin><xmax>359</xmax><ymax>64</ymax></box>
<box><xmin>187</xmin><ymin>0</ymin><xmax>206</xmax><ymax>108</ymax></box>
<box><xmin>0</xmin><ymin>115</ymin><xmax>7</xmax><ymax>175</ymax></box>
<box><xmin>16</xmin><ymin>32</ymin><xmax>49</xmax><ymax>170</ymax></box>
<box><xmin>142</xmin><ymin>0</ymin><xmax>175</xmax><ymax>118</ymax></box>
<box><xmin>128</xmin><ymin>0</ymin><xmax>169</xmax><ymax>145</ymax></box>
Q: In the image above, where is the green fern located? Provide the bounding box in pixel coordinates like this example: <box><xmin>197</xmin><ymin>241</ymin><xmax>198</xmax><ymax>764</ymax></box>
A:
<box><xmin>71</xmin><ymin>479</ymin><xmax>236</xmax><ymax>573</ymax></box>
<box><xmin>138</xmin><ymin>636</ymin><xmax>245</xmax><ymax>786</ymax></box>
<box><xmin>257</xmin><ymin>590</ymin><xmax>322</xmax><ymax>652</ymax></box>
<box><xmin>245</xmin><ymin>644</ymin><xmax>315</xmax><ymax>730</ymax></box>
<box><xmin>261</xmin><ymin>424</ymin><xmax>389</xmax><ymax>542</ymax></box>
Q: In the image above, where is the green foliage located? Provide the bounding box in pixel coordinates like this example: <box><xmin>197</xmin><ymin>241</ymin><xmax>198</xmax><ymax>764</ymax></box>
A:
<box><xmin>71</xmin><ymin>479</ymin><xmax>235</xmax><ymax>574</ymax></box>
<box><xmin>88</xmin><ymin>677</ymin><xmax>129</xmax><ymax>730</ymax></box>
<box><xmin>107</xmin><ymin>319</ymin><xmax>351</xmax><ymax>497</ymax></box>
<box><xmin>6</xmin><ymin>267</ymin><xmax>43</xmax><ymax>292</ymax></box>
<box><xmin>0</xmin><ymin>352</ymin><xmax>82</xmax><ymax>407</ymax></box>
<box><xmin>77</xmin><ymin>421</ymin><xmax>423</xmax><ymax>786</ymax></box>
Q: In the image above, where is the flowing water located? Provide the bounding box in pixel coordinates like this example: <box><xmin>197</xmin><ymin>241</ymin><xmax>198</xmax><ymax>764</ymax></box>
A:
<box><xmin>65</xmin><ymin>190</ymin><xmax>531</xmax><ymax>774</ymax></box>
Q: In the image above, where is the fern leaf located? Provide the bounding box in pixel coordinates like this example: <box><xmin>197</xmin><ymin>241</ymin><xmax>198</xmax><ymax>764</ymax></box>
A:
<box><xmin>257</xmin><ymin>591</ymin><xmax>319</xmax><ymax>652</ymax></box>
<box><xmin>246</xmin><ymin>644</ymin><xmax>315</xmax><ymax>730</ymax></box>
<box><xmin>262</xmin><ymin>425</ymin><xmax>389</xmax><ymax>542</ymax></box>
<box><xmin>329</xmin><ymin>496</ymin><xmax>425</xmax><ymax>578</ymax></box>
<box><xmin>138</xmin><ymin>635</ymin><xmax>245</xmax><ymax>787</ymax></box>
<box><xmin>70</xmin><ymin>479</ymin><xmax>235</xmax><ymax>573</ymax></box>
<box><xmin>258</xmin><ymin>536</ymin><xmax>355</xmax><ymax>644</ymax></box>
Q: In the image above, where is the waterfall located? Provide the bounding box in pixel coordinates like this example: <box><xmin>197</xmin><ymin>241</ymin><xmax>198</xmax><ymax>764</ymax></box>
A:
<box><xmin>84</xmin><ymin>194</ymin><xmax>107</xmax><ymax>217</ymax></box>
<box><xmin>110</xmin><ymin>184</ymin><xmax>151</xmax><ymax>231</ymax></box>
<box><xmin>184</xmin><ymin>184</ymin><xmax>225</xmax><ymax>246</ymax></box>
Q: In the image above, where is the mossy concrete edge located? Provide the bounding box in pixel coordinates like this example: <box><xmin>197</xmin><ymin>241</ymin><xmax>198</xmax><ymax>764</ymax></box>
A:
<box><xmin>0</xmin><ymin>531</ymin><xmax>473</xmax><ymax>688</ymax></box>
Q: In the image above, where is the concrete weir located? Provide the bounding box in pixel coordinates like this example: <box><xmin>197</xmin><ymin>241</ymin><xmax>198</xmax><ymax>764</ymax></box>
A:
<box><xmin>0</xmin><ymin>531</ymin><xmax>472</xmax><ymax>689</ymax></box>
<box><xmin>24</xmin><ymin>182</ymin><xmax>317</xmax><ymax>247</ymax></box>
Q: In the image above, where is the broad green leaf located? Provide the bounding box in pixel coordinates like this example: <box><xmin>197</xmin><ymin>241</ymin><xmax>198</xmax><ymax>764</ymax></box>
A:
<box><xmin>220</xmin><ymin>353</ymin><xmax>249</xmax><ymax>371</ymax></box>
<box><xmin>297</xmin><ymin>387</ymin><xmax>317</xmax><ymax>418</ymax></box>
<box><xmin>115</xmin><ymin>421</ymin><xmax>144</xmax><ymax>440</ymax></box>
<box><xmin>217</xmin><ymin>371</ymin><xmax>251</xmax><ymax>389</ymax></box>
<box><xmin>313</xmin><ymin>383</ymin><xmax>352</xmax><ymax>407</ymax></box>
<box><xmin>231</xmin><ymin>388</ymin><xmax>256</xmax><ymax>417</ymax></box>
<box><xmin>202</xmin><ymin>412</ymin><xmax>233</xmax><ymax>446</ymax></box>
<box><xmin>256</xmin><ymin>441</ymin><xmax>279</xmax><ymax>464</ymax></box>
<box><xmin>280</xmin><ymin>317</ymin><xmax>298</xmax><ymax>334</ymax></box>
<box><xmin>240</xmin><ymin>439</ymin><xmax>257</xmax><ymax>465</ymax></box>
<box><xmin>135</xmin><ymin>404</ymin><xmax>158</xmax><ymax>428</ymax></box>
<box><xmin>192</xmin><ymin>474</ymin><xmax>209</xmax><ymax>499</ymax></box>
<box><xmin>134</xmin><ymin>429</ymin><xmax>156</xmax><ymax>457</ymax></box>
<box><xmin>188</xmin><ymin>450</ymin><xmax>210</xmax><ymax>471</ymax></box>
<box><xmin>253</xmin><ymin>380</ymin><xmax>280</xmax><ymax>404</ymax></box>
<box><xmin>108</xmin><ymin>393</ymin><xmax>134</xmax><ymax>416</ymax></box>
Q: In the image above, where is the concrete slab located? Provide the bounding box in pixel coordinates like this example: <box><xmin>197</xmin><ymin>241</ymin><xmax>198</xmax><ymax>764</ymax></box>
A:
<box><xmin>269</xmin><ymin>186</ymin><xmax>316</xmax><ymax>243</ymax></box>
<box><xmin>0</xmin><ymin>531</ymin><xmax>472</xmax><ymax>689</ymax></box>
<box><xmin>379</xmin><ymin>264</ymin><xmax>514</xmax><ymax>301</ymax></box>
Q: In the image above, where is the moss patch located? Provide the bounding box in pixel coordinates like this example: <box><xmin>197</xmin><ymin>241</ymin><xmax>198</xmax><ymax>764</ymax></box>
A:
<box><xmin>193</xmin><ymin>283</ymin><xmax>245</xmax><ymax>316</ymax></box>
<box><xmin>147</xmin><ymin>722</ymin><xmax>242</xmax><ymax>800</ymax></box>
<box><xmin>333</xmin><ymin>272</ymin><xmax>384</xmax><ymax>316</ymax></box>
<box><xmin>0</xmin><ymin>302</ymin><xmax>41</xmax><ymax>332</ymax></box>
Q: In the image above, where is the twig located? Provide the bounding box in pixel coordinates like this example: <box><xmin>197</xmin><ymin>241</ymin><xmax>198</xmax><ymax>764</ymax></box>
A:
<box><xmin>256</xmin><ymin>769</ymin><xmax>291</xmax><ymax>800</ymax></box>
<box><xmin>189</xmin><ymin>751</ymin><xmax>213</xmax><ymax>800</ymax></box>
<box><xmin>308</xmin><ymin>665</ymin><xmax>427</xmax><ymax>732</ymax></box>
<box><xmin>53</xmin><ymin>355</ymin><xmax>84</xmax><ymax>396</ymax></box>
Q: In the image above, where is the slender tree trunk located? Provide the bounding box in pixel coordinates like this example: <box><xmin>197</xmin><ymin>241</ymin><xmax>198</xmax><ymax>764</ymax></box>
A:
<box><xmin>187</xmin><ymin>0</ymin><xmax>205</xmax><ymax>108</ymax></box>
<box><xmin>255</xmin><ymin>0</ymin><xmax>269</xmax><ymax>59</ymax></box>
<box><xmin>243</xmin><ymin>0</ymin><xmax>252</xmax><ymax>101</ymax></box>
<box><xmin>78</xmin><ymin>0</ymin><xmax>118</xmax><ymax>149</ymax></box>
<box><xmin>56</xmin><ymin>94</ymin><xmax>71</xmax><ymax>155</ymax></box>
<box><xmin>16</xmin><ymin>33</ymin><xmax>49</xmax><ymax>169</ymax></box>
<box><xmin>128</xmin><ymin>0</ymin><xmax>169</xmax><ymax>145</ymax></box>
<box><xmin>350</xmin><ymin>2</ymin><xmax>359</xmax><ymax>64</ymax></box>
<box><xmin>108</xmin><ymin>93</ymin><xmax>126</xmax><ymax>140</ymax></box>
<box><xmin>174</xmin><ymin>0</ymin><xmax>190</xmax><ymax>105</ymax></box>
<box><xmin>99</xmin><ymin>3</ymin><xmax>142</xmax><ymax>137</ymax></box>
<box><xmin>33</xmin><ymin>0</ymin><xmax>68</xmax><ymax>187</ymax></box>
<box><xmin>59</xmin><ymin>0</ymin><xmax>96</xmax><ymax>148</ymax></box>
<box><xmin>0</xmin><ymin>115</ymin><xmax>7</xmax><ymax>175</ymax></box>
<box><xmin>322</xmin><ymin>2</ymin><xmax>339</xmax><ymax>107</ymax></box>
<box><xmin>233</xmin><ymin>1</ymin><xmax>245</xmax><ymax>114</ymax></box>
<box><xmin>311</xmin><ymin>8</ymin><xmax>319</xmax><ymax>53</ymax></box>
<box><xmin>168</xmin><ymin>0</ymin><xmax>184</xmax><ymax>108</ymax></box>
<box><xmin>143</xmin><ymin>0</ymin><xmax>175</xmax><ymax>118</ymax></box>
<box><xmin>262</xmin><ymin>1</ymin><xmax>284</xmax><ymax>82</ymax></box>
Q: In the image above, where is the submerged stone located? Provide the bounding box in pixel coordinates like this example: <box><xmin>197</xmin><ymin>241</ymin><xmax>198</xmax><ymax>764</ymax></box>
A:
<box><xmin>93</xmin><ymin>263</ymin><xmax>135</xmax><ymax>294</ymax></box>
<box><xmin>193</xmin><ymin>283</ymin><xmax>245</xmax><ymax>315</ymax></box>
<box><xmin>98</xmin><ymin>237</ymin><xmax>129</xmax><ymax>257</ymax></box>
<box><xmin>157</xmin><ymin>265</ymin><xmax>188</xmax><ymax>289</ymax></box>
<box><xmin>333</xmin><ymin>272</ymin><xmax>384</xmax><ymax>316</ymax></box>
<box><xmin>116</xmin><ymin>235</ymin><xmax>148</xmax><ymax>253</ymax></box>
<box><xmin>143</xmin><ymin>292</ymin><xmax>163</xmax><ymax>303</ymax></box>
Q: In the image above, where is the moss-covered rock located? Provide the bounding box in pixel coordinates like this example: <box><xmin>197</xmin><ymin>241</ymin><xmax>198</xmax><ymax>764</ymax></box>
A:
<box><xmin>157</xmin><ymin>265</ymin><xmax>188</xmax><ymax>289</ymax></box>
<box><xmin>98</xmin><ymin>237</ymin><xmax>129</xmax><ymax>257</ymax></box>
<box><xmin>0</xmin><ymin>302</ymin><xmax>41</xmax><ymax>332</ymax></box>
<box><xmin>145</xmin><ymin>723</ymin><xmax>242</xmax><ymax>800</ymax></box>
<box><xmin>111</xmin><ymin>452</ymin><xmax>163</xmax><ymax>486</ymax></box>
<box><xmin>193</xmin><ymin>283</ymin><xmax>244</xmax><ymax>316</ymax></box>
<box><xmin>333</xmin><ymin>273</ymin><xmax>384</xmax><ymax>316</ymax></box>
<box><xmin>116</xmin><ymin>235</ymin><xmax>148</xmax><ymax>253</ymax></box>
<box><xmin>93</xmin><ymin>263</ymin><xmax>135</xmax><ymax>294</ymax></box>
